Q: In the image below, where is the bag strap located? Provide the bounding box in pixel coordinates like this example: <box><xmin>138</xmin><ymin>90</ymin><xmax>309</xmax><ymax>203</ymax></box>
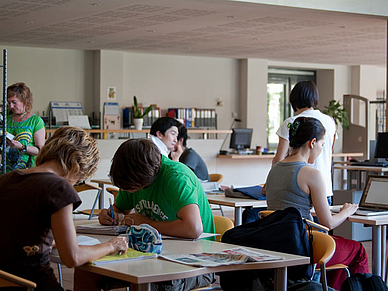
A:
<box><xmin>303</xmin><ymin>218</ymin><xmax>314</xmax><ymax>266</ymax></box>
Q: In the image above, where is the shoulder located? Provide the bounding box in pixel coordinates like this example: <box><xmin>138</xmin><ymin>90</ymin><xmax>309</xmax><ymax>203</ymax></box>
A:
<box><xmin>300</xmin><ymin>165</ymin><xmax>323</xmax><ymax>182</ymax></box>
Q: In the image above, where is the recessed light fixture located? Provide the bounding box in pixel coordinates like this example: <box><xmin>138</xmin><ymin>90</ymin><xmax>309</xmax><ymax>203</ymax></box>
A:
<box><xmin>92</xmin><ymin>3</ymin><xmax>101</xmax><ymax>7</ymax></box>
<box><xmin>25</xmin><ymin>21</ymin><xmax>34</xmax><ymax>24</ymax></box>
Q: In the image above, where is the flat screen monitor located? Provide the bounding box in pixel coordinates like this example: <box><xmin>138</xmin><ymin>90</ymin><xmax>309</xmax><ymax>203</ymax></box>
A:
<box><xmin>375</xmin><ymin>132</ymin><xmax>388</xmax><ymax>159</ymax></box>
<box><xmin>229</xmin><ymin>128</ymin><xmax>253</xmax><ymax>151</ymax></box>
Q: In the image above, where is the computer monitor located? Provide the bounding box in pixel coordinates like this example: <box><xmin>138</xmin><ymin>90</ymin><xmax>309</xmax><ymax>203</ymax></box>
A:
<box><xmin>229</xmin><ymin>128</ymin><xmax>253</xmax><ymax>152</ymax></box>
<box><xmin>375</xmin><ymin>132</ymin><xmax>388</xmax><ymax>160</ymax></box>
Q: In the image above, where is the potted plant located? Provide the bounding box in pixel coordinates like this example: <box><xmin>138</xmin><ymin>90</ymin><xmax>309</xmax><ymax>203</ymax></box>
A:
<box><xmin>323</xmin><ymin>100</ymin><xmax>349</xmax><ymax>130</ymax></box>
<box><xmin>133</xmin><ymin>95</ymin><xmax>153</xmax><ymax>130</ymax></box>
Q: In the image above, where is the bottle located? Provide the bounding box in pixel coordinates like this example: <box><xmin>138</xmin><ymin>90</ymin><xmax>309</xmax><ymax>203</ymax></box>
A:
<box><xmin>256</xmin><ymin>145</ymin><xmax>262</xmax><ymax>155</ymax></box>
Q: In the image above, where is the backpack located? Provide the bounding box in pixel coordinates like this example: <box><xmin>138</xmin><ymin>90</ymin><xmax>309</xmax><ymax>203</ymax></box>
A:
<box><xmin>341</xmin><ymin>273</ymin><xmax>388</xmax><ymax>291</ymax></box>
<box><xmin>219</xmin><ymin>207</ymin><xmax>313</xmax><ymax>291</ymax></box>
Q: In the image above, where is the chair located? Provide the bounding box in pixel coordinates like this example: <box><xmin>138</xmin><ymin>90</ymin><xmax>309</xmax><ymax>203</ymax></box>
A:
<box><xmin>0</xmin><ymin>269</ymin><xmax>36</xmax><ymax>290</ymax></box>
<box><xmin>209</xmin><ymin>174</ymin><xmax>225</xmax><ymax>216</ymax></box>
<box><xmin>258</xmin><ymin>210</ymin><xmax>350</xmax><ymax>290</ymax></box>
<box><xmin>213</xmin><ymin>215</ymin><xmax>234</xmax><ymax>242</ymax></box>
<box><xmin>73</xmin><ymin>182</ymin><xmax>102</xmax><ymax>220</ymax></box>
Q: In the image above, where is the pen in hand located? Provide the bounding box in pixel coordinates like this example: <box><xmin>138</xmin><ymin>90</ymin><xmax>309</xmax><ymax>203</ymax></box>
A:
<box><xmin>109</xmin><ymin>198</ymin><xmax>115</xmax><ymax>225</ymax></box>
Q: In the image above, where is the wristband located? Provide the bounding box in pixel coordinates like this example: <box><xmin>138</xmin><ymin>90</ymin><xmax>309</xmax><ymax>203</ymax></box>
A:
<box><xmin>20</xmin><ymin>145</ymin><xmax>27</xmax><ymax>153</ymax></box>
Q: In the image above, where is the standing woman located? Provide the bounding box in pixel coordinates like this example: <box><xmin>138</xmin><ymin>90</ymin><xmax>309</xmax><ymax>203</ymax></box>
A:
<box><xmin>5</xmin><ymin>82</ymin><xmax>45</xmax><ymax>172</ymax></box>
<box><xmin>266</xmin><ymin>117</ymin><xmax>368</xmax><ymax>290</ymax></box>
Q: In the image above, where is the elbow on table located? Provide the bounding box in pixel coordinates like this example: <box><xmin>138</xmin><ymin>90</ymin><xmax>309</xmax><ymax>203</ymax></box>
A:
<box><xmin>60</xmin><ymin>253</ymin><xmax>84</xmax><ymax>268</ymax></box>
<box><xmin>186</xmin><ymin>224</ymin><xmax>203</xmax><ymax>240</ymax></box>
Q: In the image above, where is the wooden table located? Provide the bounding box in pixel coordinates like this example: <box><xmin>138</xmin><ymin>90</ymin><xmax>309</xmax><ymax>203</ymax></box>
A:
<box><xmin>91</xmin><ymin>178</ymin><xmax>114</xmax><ymax>209</ymax></box>
<box><xmin>333</xmin><ymin>165</ymin><xmax>388</xmax><ymax>190</ymax></box>
<box><xmin>206</xmin><ymin>194</ymin><xmax>267</xmax><ymax>226</ymax></box>
<box><xmin>75</xmin><ymin>236</ymin><xmax>309</xmax><ymax>291</ymax></box>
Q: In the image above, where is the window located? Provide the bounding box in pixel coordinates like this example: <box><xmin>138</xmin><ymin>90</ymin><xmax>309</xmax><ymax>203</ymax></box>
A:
<box><xmin>267</xmin><ymin>69</ymin><xmax>316</xmax><ymax>151</ymax></box>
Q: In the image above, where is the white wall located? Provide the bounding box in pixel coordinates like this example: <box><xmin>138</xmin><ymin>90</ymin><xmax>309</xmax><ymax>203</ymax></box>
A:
<box><xmin>1</xmin><ymin>45</ymin><xmax>94</xmax><ymax>117</ymax></box>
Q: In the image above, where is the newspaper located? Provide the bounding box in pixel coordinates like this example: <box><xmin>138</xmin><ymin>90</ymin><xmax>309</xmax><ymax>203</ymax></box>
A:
<box><xmin>160</xmin><ymin>247</ymin><xmax>284</xmax><ymax>267</ymax></box>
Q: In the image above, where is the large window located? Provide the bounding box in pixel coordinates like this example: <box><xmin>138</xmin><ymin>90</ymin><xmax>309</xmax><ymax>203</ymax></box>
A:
<box><xmin>267</xmin><ymin>69</ymin><xmax>316</xmax><ymax>151</ymax></box>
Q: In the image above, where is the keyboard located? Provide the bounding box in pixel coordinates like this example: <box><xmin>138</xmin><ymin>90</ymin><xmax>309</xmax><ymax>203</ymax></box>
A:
<box><xmin>351</xmin><ymin>161</ymin><xmax>388</xmax><ymax>167</ymax></box>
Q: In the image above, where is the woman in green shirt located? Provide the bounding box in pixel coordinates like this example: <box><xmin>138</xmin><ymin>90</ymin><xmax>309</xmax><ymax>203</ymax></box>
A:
<box><xmin>6</xmin><ymin>82</ymin><xmax>45</xmax><ymax>171</ymax></box>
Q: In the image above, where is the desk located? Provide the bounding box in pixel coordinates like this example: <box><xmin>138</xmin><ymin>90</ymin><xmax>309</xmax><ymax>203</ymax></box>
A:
<box><xmin>206</xmin><ymin>194</ymin><xmax>267</xmax><ymax>226</ymax></box>
<box><xmin>333</xmin><ymin>165</ymin><xmax>388</xmax><ymax>190</ymax></box>
<box><xmin>91</xmin><ymin>179</ymin><xmax>114</xmax><ymax>209</ymax></box>
<box><xmin>347</xmin><ymin>214</ymin><xmax>388</xmax><ymax>278</ymax></box>
<box><xmin>75</xmin><ymin>236</ymin><xmax>309</xmax><ymax>291</ymax></box>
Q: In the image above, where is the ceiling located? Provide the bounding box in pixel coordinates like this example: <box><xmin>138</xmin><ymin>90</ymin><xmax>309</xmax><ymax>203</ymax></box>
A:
<box><xmin>0</xmin><ymin>0</ymin><xmax>386</xmax><ymax>66</ymax></box>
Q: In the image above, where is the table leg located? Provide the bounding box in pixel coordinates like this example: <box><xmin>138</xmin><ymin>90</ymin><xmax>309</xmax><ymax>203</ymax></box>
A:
<box><xmin>133</xmin><ymin>283</ymin><xmax>151</xmax><ymax>291</ymax></box>
<box><xmin>381</xmin><ymin>225</ymin><xmax>386</xmax><ymax>278</ymax></box>
<box><xmin>98</xmin><ymin>183</ymin><xmax>105</xmax><ymax>209</ymax></box>
<box><xmin>274</xmin><ymin>267</ymin><xmax>287</xmax><ymax>291</ymax></box>
<box><xmin>372</xmin><ymin>225</ymin><xmax>382</xmax><ymax>276</ymax></box>
<box><xmin>234</xmin><ymin>207</ymin><xmax>242</xmax><ymax>226</ymax></box>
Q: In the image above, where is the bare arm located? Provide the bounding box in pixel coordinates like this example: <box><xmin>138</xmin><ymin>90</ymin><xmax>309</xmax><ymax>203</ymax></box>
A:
<box><xmin>122</xmin><ymin>204</ymin><xmax>203</xmax><ymax>239</ymax></box>
<box><xmin>301</xmin><ymin>167</ymin><xmax>357</xmax><ymax>230</ymax></box>
<box><xmin>272</xmin><ymin>137</ymin><xmax>289</xmax><ymax>165</ymax></box>
<box><xmin>52</xmin><ymin>204</ymin><xmax>128</xmax><ymax>268</ymax></box>
<box><xmin>6</xmin><ymin>128</ymin><xmax>45</xmax><ymax>156</ymax></box>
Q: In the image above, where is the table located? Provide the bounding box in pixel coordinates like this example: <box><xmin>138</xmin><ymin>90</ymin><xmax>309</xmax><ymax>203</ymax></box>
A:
<box><xmin>91</xmin><ymin>178</ymin><xmax>114</xmax><ymax>209</ymax></box>
<box><xmin>333</xmin><ymin>165</ymin><xmax>388</xmax><ymax>190</ymax></box>
<box><xmin>206</xmin><ymin>194</ymin><xmax>267</xmax><ymax>226</ymax></box>
<box><xmin>75</xmin><ymin>236</ymin><xmax>309</xmax><ymax>291</ymax></box>
<box><xmin>346</xmin><ymin>214</ymin><xmax>388</xmax><ymax>278</ymax></box>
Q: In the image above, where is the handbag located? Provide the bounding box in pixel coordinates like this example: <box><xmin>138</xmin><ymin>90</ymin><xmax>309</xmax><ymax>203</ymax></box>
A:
<box><xmin>219</xmin><ymin>207</ymin><xmax>313</xmax><ymax>290</ymax></box>
<box><xmin>126</xmin><ymin>224</ymin><xmax>163</xmax><ymax>254</ymax></box>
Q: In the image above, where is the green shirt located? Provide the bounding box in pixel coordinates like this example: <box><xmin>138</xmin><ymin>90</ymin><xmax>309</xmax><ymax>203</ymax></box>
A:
<box><xmin>6</xmin><ymin>114</ymin><xmax>45</xmax><ymax>171</ymax></box>
<box><xmin>115</xmin><ymin>155</ymin><xmax>215</xmax><ymax>239</ymax></box>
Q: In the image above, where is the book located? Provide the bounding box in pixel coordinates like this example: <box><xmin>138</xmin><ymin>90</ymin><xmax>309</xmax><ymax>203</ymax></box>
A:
<box><xmin>160</xmin><ymin>247</ymin><xmax>284</xmax><ymax>267</ymax></box>
<box><xmin>91</xmin><ymin>248</ymin><xmax>157</xmax><ymax>265</ymax></box>
<box><xmin>76</xmin><ymin>223</ymin><xmax>128</xmax><ymax>235</ymax></box>
<box><xmin>0</xmin><ymin>130</ymin><xmax>15</xmax><ymax>142</ymax></box>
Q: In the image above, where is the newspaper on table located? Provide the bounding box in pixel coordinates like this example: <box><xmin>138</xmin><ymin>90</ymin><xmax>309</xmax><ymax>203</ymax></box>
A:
<box><xmin>160</xmin><ymin>247</ymin><xmax>284</xmax><ymax>267</ymax></box>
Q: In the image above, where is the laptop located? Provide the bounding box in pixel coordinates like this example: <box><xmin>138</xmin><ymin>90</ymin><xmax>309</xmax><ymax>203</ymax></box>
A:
<box><xmin>331</xmin><ymin>175</ymin><xmax>388</xmax><ymax>216</ymax></box>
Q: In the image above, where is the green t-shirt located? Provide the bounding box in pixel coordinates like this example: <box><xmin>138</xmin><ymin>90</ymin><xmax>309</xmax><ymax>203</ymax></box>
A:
<box><xmin>115</xmin><ymin>155</ymin><xmax>215</xmax><ymax>239</ymax></box>
<box><xmin>6</xmin><ymin>114</ymin><xmax>45</xmax><ymax>171</ymax></box>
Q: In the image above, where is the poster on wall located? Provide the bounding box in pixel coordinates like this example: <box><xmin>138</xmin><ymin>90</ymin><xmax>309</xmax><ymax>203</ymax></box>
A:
<box><xmin>108</xmin><ymin>87</ymin><xmax>116</xmax><ymax>100</ymax></box>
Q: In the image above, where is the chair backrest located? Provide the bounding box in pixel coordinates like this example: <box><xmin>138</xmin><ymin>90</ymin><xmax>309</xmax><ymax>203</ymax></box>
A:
<box><xmin>0</xmin><ymin>270</ymin><xmax>36</xmax><ymax>290</ymax></box>
<box><xmin>311</xmin><ymin>231</ymin><xmax>335</xmax><ymax>266</ymax></box>
<box><xmin>213</xmin><ymin>215</ymin><xmax>234</xmax><ymax>242</ymax></box>
<box><xmin>106</xmin><ymin>187</ymin><xmax>119</xmax><ymax>199</ymax></box>
<box><xmin>74</xmin><ymin>182</ymin><xmax>102</xmax><ymax>193</ymax></box>
<box><xmin>209</xmin><ymin>173</ymin><xmax>223</xmax><ymax>184</ymax></box>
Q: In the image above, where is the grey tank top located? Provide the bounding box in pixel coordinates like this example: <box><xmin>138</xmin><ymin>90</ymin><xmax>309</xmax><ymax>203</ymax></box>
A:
<box><xmin>266</xmin><ymin>161</ymin><xmax>313</xmax><ymax>220</ymax></box>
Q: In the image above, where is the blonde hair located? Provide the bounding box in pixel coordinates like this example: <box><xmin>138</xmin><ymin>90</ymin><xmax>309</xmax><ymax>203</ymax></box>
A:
<box><xmin>7</xmin><ymin>82</ymin><xmax>33</xmax><ymax>112</ymax></box>
<box><xmin>36</xmin><ymin>126</ymin><xmax>100</xmax><ymax>181</ymax></box>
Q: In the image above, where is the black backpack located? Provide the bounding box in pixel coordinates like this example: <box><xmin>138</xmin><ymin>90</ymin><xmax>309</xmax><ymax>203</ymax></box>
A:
<box><xmin>219</xmin><ymin>207</ymin><xmax>313</xmax><ymax>291</ymax></box>
<box><xmin>341</xmin><ymin>273</ymin><xmax>388</xmax><ymax>291</ymax></box>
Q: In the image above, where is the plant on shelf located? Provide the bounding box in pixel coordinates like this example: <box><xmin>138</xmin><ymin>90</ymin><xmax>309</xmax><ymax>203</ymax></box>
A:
<box><xmin>133</xmin><ymin>96</ymin><xmax>153</xmax><ymax>130</ymax></box>
<box><xmin>323</xmin><ymin>100</ymin><xmax>349</xmax><ymax>130</ymax></box>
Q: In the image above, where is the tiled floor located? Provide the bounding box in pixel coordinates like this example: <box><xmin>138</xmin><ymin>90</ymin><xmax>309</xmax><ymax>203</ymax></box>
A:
<box><xmin>53</xmin><ymin>207</ymin><xmax>376</xmax><ymax>290</ymax></box>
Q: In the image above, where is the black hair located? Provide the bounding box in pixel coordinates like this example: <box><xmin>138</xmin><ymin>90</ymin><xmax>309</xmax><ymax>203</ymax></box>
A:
<box><xmin>289</xmin><ymin>117</ymin><xmax>325</xmax><ymax>148</ymax></box>
<box><xmin>289</xmin><ymin>80</ymin><xmax>319</xmax><ymax>112</ymax></box>
<box><xmin>109</xmin><ymin>139</ymin><xmax>161</xmax><ymax>191</ymax></box>
<box><xmin>150</xmin><ymin>117</ymin><xmax>181</xmax><ymax>136</ymax></box>
<box><xmin>177</xmin><ymin>123</ymin><xmax>188</xmax><ymax>147</ymax></box>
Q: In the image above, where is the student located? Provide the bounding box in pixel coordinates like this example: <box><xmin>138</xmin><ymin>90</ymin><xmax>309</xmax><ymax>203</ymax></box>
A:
<box><xmin>272</xmin><ymin>80</ymin><xmax>336</xmax><ymax>204</ymax></box>
<box><xmin>171</xmin><ymin>123</ymin><xmax>210</xmax><ymax>181</ymax></box>
<box><xmin>266</xmin><ymin>117</ymin><xmax>368</xmax><ymax>290</ymax></box>
<box><xmin>149</xmin><ymin>116</ymin><xmax>180</xmax><ymax>158</ymax></box>
<box><xmin>98</xmin><ymin>138</ymin><xmax>215</xmax><ymax>290</ymax></box>
<box><xmin>0</xmin><ymin>126</ymin><xmax>128</xmax><ymax>291</ymax></box>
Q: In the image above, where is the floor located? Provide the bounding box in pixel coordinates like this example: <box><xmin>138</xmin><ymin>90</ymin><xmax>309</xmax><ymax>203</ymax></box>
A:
<box><xmin>53</xmin><ymin>207</ymin><xmax>376</xmax><ymax>291</ymax></box>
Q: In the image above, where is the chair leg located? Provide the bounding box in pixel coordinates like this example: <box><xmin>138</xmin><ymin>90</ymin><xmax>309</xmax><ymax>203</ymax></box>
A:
<box><xmin>344</xmin><ymin>268</ymin><xmax>350</xmax><ymax>278</ymax></box>
<box><xmin>219</xmin><ymin>205</ymin><xmax>225</xmax><ymax>217</ymax></box>
<box><xmin>89</xmin><ymin>189</ymin><xmax>102</xmax><ymax>220</ymax></box>
<box><xmin>320</xmin><ymin>264</ymin><xmax>328</xmax><ymax>291</ymax></box>
<box><xmin>57</xmin><ymin>263</ymin><xmax>63</xmax><ymax>287</ymax></box>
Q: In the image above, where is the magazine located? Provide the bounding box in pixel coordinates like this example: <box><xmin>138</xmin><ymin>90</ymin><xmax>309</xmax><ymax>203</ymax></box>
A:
<box><xmin>160</xmin><ymin>247</ymin><xmax>284</xmax><ymax>267</ymax></box>
<box><xmin>76</xmin><ymin>223</ymin><xmax>128</xmax><ymax>235</ymax></box>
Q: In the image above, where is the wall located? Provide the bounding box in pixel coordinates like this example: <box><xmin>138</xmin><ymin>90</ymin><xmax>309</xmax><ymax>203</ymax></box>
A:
<box><xmin>1</xmin><ymin>45</ymin><xmax>94</xmax><ymax>117</ymax></box>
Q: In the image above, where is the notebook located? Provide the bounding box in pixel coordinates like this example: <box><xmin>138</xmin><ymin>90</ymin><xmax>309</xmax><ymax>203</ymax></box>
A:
<box><xmin>331</xmin><ymin>175</ymin><xmax>388</xmax><ymax>216</ymax></box>
<box><xmin>201</xmin><ymin>181</ymin><xmax>222</xmax><ymax>193</ymax></box>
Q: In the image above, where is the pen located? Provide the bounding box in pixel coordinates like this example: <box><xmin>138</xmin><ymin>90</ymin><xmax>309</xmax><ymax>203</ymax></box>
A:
<box><xmin>109</xmin><ymin>198</ymin><xmax>115</xmax><ymax>225</ymax></box>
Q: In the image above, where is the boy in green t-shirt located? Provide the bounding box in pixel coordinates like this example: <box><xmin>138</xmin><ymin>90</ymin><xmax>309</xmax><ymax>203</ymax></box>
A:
<box><xmin>98</xmin><ymin>138</ymin><xmax>215</xmax><ymax>290</ymax></box>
